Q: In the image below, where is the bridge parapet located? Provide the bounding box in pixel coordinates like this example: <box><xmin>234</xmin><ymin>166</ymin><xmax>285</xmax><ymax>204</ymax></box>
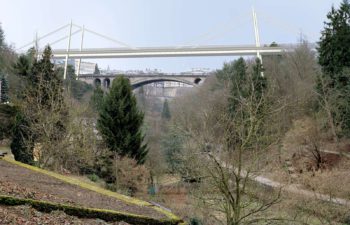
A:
<box><xmin>78</xmin><ymin>73</ymin><xmax>210</xmax><ymax>89</ymax></box>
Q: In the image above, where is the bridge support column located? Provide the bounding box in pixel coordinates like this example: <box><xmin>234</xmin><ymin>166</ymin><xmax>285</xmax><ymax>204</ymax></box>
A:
<box><xmin>34</xmin><ymin>31</ymin><xmax>39</xmax><ymax>59</ymax></box>
<box><xmin>76</xmin><ymin>25</ymin><xmax>85</xmax><ymax>80</ymax></box>
<box><xmin>63</xmin><ymin>20</ymin><xmax>73</xmax><ymax>80</ymax></box>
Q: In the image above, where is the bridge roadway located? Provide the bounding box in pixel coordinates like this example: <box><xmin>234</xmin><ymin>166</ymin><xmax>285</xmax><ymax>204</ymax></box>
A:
<box><xmin>78</xmin><ymin>72</ymin><xmax>211</xmax><ymax>88</ymax></box>
<box><xmin>78</xmin><ymin>72</ymin><xmax>211</xmax><ymax>78</ymax></box>
<box><xmin>45</xmin><ymin>45</ymin><xmax>285</xmax><ymax>59</ymax></box>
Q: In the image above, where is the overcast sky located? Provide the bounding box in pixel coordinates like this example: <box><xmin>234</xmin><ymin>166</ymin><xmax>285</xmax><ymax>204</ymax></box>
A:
<box><xmin>0</xmin><ymin>0</ymin><xmax>343</xmax><ymax>72</ymax></box>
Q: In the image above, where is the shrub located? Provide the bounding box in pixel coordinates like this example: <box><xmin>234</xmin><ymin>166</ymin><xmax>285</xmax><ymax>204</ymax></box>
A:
<box><xmin>87</xmin><ymin>174</ymin><xmax>99</xmax><ymax>182</ymax></box>
<box><xmin>97</xmin><ymin>156</ymin><xmax>150</xmax><ymax>196</ymax></box>
<box><xmin>190</xmin><ymin>218</ymin><xmax>203</xmax><ymax>225</ymax></box>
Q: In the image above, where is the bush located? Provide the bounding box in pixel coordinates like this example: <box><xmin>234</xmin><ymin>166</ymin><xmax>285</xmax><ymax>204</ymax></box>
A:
<box><xmin>45</xmin><ymin>102</ymin><xmax>98</xmax><ymax>173</ymax></box>
<box><xmin>97</xmin><ymin>155</ymin><xmax>150</xmax><ymax>196</ymax></box>
<box><xmin>343</xmin><ymin>215</ymin><xmax>350</xmax><ymax>225</ymax></box>
<box><xmin>10</xmin><ymin>111</ymin><xmax>34</xmax><ymax>164</ymax></box>
<box><xmin>0</xmin><ymin>104</ymin><xmax>18</xmax><ymax>140</ymax></box>
<box><xmin>87</xmin><ymin>174</ymin><xmax>99</xmax><ymax>182</ymax></box>
<box><xmin>190</xmin><ymin>218</ymin><xmax>203</xmax><ymax>225</ymax></box>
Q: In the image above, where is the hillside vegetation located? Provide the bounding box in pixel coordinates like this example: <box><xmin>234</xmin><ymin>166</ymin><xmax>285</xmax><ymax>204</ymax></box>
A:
<box><xmin>1</xmin><ymin>1</ymin><xmax>350</xmax><ymax>225</ymax></box>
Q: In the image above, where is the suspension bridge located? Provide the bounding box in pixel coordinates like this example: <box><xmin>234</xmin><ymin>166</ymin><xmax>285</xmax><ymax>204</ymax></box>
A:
<box><xmin>17</xmin><ymin>7</ymin><xmax>313</xmax><ymax>84</ymax></box>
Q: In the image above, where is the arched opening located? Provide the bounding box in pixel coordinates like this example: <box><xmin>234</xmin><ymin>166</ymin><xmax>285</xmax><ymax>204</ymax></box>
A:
<box><xmin>103</xmin><ymin>78</ymin><xmax>110</xmax><ymax>89</ymax></box>
<box><xmin>194</xmin><ymin>78</ymin><xmax>202</xmax><ymax>84</ymax></box>
<box><xmin>94</xmin><ymin>78</ymin><xmax>101</xmax><ymax>87</ymax></box>
<box><xmin>132</xmin><ymin>79</ymin><xmax>194</xmax><ymax>89</ymax></box>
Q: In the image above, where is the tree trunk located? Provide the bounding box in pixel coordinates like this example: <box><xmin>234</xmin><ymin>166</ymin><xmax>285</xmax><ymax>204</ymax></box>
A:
<box><xmin>324</xmin><ymin>99</ymin><xmax>338</xmax><ymax>143</ymax></box>
<box><xmin>114</xmin><ymin>153</ymin><xmax>119</xmax><ymax>190</ymax></box>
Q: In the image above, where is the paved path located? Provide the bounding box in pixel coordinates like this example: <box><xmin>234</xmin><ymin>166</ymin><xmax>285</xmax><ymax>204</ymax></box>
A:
<box><xmin>253</xmin><ymin>174</ymin><xmax>350</xmax><ymax>207</ymax></box>
<box><xmin>217</xmin><ymin>156</ymin><xmax>350</xmax><ymax>207</ymax></box>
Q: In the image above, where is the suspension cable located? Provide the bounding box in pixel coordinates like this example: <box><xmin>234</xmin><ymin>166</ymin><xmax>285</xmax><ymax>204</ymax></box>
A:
<box><xmin>257</xmin><ymin>10</ymin><xmax>314</xmax><ymax>41</ymax></box>
<box><xmin>49</xmin><ymin>29</ymin><xmax>82</xmax><ymax>47</ymax></box>
<box><xmin>176</xmin><ymin>11</ymin><xmax>250</xmax><ymax>48</ymax></box>
<box><xmin>77</xmin><ymin>25</ymin><xmax>134</xmax><ymax>49</ymax></box>
<box><xmin>192</xmin><ymin>19</ymin><xmax>251</xmax><ymax>48</ymax></box>
<box><xmin>17</xmin><ymin>23</ymin><xmax>70</xmax><ymax>50</ymax></box>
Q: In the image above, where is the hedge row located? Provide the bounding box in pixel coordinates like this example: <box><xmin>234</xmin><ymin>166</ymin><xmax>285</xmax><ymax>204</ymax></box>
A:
<box><xmin>0</xmin><ymin>195</ymin><xmax>182</xmax><ymax>225</ymax></box>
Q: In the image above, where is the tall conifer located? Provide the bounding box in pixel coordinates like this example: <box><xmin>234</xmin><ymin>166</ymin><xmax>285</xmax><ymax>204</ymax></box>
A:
<box><xmin>97</xmin><ymin>76</ymin><xmax>148</xmax><ymax>164</ymax></box>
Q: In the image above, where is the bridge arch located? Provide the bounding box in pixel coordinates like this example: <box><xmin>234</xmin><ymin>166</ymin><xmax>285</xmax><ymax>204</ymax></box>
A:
<box><xmin>94</xmin><ymin>78</ymin><xmax>101</xmax><ymax>87</ymax></box>
<box><xmin>103</xmin><ymin>78</ymin><xmax>111</xmax><ymax>89</ymax></box>
<box><xmin>131</xmin><ymin>78</ymin><xmax>195</xmax><ymax>89</ymax></box>
<box><xmin>194</xmin><ymin>78</ymin><xmax>202</xmax><ymax>84</ymax></box>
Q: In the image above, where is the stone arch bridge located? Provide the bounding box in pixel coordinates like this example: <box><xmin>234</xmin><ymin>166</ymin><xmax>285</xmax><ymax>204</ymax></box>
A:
<box><xmin>78</xmin><ymin>72</ymin><xmax>211</xmax><ymax>89</ymax></box>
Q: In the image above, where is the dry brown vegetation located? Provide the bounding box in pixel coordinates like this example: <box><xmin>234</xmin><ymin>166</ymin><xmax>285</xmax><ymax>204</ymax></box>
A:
<box><xmin>0</xmin><ymin>204</ymin><xmax>131</xmax><ymax>225</ymax></box>
<box><xmin>262</xmin><ymin>117</ymin><xmax>350</xmax><ymax>201</ymax></box>
<box><xmin>1</xmin><ymin>39</ymin><xmax>349</xmax><ymax>225</ymax></box>
<box><xmin>143</xmin><ymin>42</ymin><xmax>350</xmax><ymax>224</ymax></box>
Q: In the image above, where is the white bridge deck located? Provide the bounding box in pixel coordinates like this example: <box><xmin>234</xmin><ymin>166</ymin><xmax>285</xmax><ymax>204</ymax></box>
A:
<box><xmin>45</xmin><ymin>45</ymin><xmax>285</xmax><ymax>59</ymax></box>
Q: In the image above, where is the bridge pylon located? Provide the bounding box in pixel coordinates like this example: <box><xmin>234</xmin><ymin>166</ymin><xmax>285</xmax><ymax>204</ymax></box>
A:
<box><xmin>252</xmin><ymin>7</ymin><xmax>264</xmax><ymax>77</ymax></box>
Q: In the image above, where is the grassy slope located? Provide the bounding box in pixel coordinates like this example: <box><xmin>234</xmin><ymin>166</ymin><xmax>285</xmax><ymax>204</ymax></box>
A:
<box><xmin>0</xmin><ymin>157</ymin><xmax>183</xmax><ymax>225</ymax></box>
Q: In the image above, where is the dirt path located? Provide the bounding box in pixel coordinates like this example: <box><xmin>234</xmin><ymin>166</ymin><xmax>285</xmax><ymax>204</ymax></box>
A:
<box><xmin>253</xmin><ymin>174</ymin><xmax>350</xmax><ymax>207</ymax></box>
<box><xmin>0</xmin><ymin>159</ymin><xmax>167</xmax><ymax>220</ymax></box>
<box><xmin>217</xmin><ymin>157</ymin><xmax>350</xmax><ymax>207</ymax></box>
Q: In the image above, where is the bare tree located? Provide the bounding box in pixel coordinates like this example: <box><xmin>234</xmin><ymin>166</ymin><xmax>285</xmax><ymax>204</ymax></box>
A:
<box><xmin>302</xmin><ymin>119</ymin><xmax>325</xmax><ymax>171</ymax></box>
<box><xmin>314</xmin><ymin>74</ymin><xmax>339</xmax><ymax>143</ymax></box>
<box><xmin>170</xmin><ymin>63</ymin><xmax>284</xmax><ymax>225</ymax></box>
<box><xmin>263</xmin><ymin>41</ymin><xmax>318</xmax><ymax>135</ymax></box>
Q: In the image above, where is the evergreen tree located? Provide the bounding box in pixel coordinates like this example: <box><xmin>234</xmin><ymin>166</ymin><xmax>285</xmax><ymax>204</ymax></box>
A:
<box><xmin>318</xmin><ymin>0</ymin><xmax>350</xmax><ymax>75</ymax></box>
<box><xmin>0</xmin><ymin>73</ymin><xmax>9</xmax><ymax>103</ymax></box>
<box><xmin>10</xmin><ymin>45</ymin><xmax>67</xmax><ymax>164</ymax></box>
<box><xmin>14</xmin><ymin>55</ymin><xmax>32</xmax><ymax>77</ymax></box>
<box><xmin>220</xmin><ymin>57</ymin><xmax>266</xmax><ymax>117</ymax></box>
<box><xmin>13</xmin><ymin>47</ymin><xmax>36</xmax><ymax>78</ymax></box>
<box><xmin>0</xmin><ymin>24</ymin><xmax>6</xmax><ymax>69</ymax></box>
<box><xmin>216</xmin><ymin>58</ymin><xmax>268</xmax><ymax>147</ymax></box>
<box><xmin>251</xmin><ymin>58</ymin><xmax>267</xmax><ymax>101</ymax></box>
<box><xmin>0</xmin><ymin>104</ymin><xmax>18</xmax><ymax>140</ymax></box>
<box><xmin>12</xmin><ymin>48</ymin><xmax>36</xmax><ymax>100</ymax></box>
<box><xmin>10</xmin><ymin>112</ymin><xmax>34</xmax><ymax>164</ymax></box>
<box><xmin>30</xmin><ymin>46</ymin><xmax>62</xmax><ymax>97</ymax></box>
<box><xmin>161</xmin><ymin>99</ymin><xmax>171</xmax><ymax>120</ymax></box>
<box><xmin>89</xmin><ymin>86</ymin><xmax>104</xmax><ymax>112</ymax></box>
<box><xmin>97</xmin><ymin>76</ymin><xmax>148</xmax><ymax>164</ymax></box>
<box><xmin>161</xmin><ymin>127</ymin><xmax>184</xmax><ymax>173</ymax></box>
<box><xmin>136</xmin><ymin>86</ymin><xmax>147</xmax><ymax>110</ymax></box>
<box><xmin>64</xmin><ymin>64</ymin><xmax>76</xmax><ymax>80</ymax></box>
<box><xmin>317</xmin><ymin>0</ymin><xmax>350</xmax><ymax>136</ymax></box>
<box><xmin>30</xmin><ymin>45</ymin><xmax>67</xmax><ymax>140</ymax></box>
<box><xmin>0</xmin><ymin>23</ymin><xmax>4</xmax><ymax>51</ymax></box>
<box><xmin>217</xmin><ymin>57</ymin><xmax>247</xmax><ymax>85</ymax></box>
<box><xmin>60</xmin><ymin>65</ymin><xmax>93</xmax><ymax>101</ymax></box>
<box><xmin>269</xmin><ymin>42</ymin><xmax>278</xmax><ymax>47</ymax></box>
<box><xmin>94</xmin><ymin>64</ymin><xmax>100</xmax><ymax>75</ymax></box>
<box><xmin>218</xmin><ymin>58</ymin><xmax>248</xmax><ymax>115</ymax></box>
